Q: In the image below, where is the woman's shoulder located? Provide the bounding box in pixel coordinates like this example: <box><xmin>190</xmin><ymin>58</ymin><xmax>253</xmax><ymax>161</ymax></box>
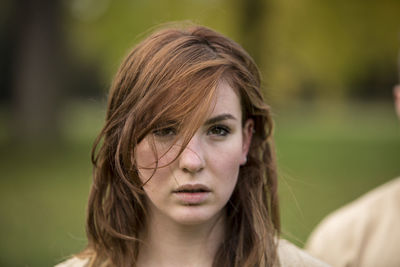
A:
<box><xmin>55</xmin><ymin>257</ymin><xmax>89</xmax><ymax>267</ymax></box>
<box><xmin>56</xmin><ymin>240</ymin><xmax>329</xmax><ymax>267</ymax></box>
<box><xmin>277</xmin><ymin>239</ymin><xmax>331</xmax><ymax>267</ymax></box>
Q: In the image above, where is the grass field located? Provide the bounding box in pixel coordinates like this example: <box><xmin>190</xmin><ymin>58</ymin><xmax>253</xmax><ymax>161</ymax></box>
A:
<box><xmin>0</xmin><ymin>101</ymin><xmax>399</xmax><ymax>266</ymax></box>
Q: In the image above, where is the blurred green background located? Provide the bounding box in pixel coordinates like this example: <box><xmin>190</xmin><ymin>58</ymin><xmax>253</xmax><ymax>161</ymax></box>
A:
<box><xmin>1</xmin><ymin>0</ymin><xmax>399</xmax><ymax>266</ymax></box>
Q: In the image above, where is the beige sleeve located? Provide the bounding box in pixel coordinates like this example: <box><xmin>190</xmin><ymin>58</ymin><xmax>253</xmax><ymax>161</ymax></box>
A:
<box><xmin>305</xmin><ymin>177</ymin><xmax>400</xmax><ymax>267</ymax></box>
<box><xmin>55</xmin><ymin>257</ymin><xmax>89</xmax><ymax>267</ymax></box>
<box><xmin>278</xmin><ymin>239</ymin><xmax>331</xmax><ymax>267</ymax></box>
<box><xmin>305</xmin><ymin>204</ymin><xmax>365</xmax><ymax>267</ymax></box>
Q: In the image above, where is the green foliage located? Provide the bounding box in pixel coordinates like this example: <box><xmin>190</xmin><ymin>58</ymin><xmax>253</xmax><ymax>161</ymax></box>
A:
<box><xmin>62</xmin><ymin>0</ymin><xmax>400</xmax><ymax>101</ymax></box>
<box><xmin>64</xmin><ymin>0</ymin><xmax>239</xmax><ymax>84</ymax></box>
<box><xmin>264</xmin><ymin>0</ymin><xmax>400</xmax><ymax>102</ymax></box>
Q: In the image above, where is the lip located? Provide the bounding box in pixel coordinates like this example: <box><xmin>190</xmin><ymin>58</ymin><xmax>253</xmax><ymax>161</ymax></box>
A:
<box><xmin>173</xmin><ymin>184</ymin><xmax>211</xmax><ymax>205</ymax></box>
<box><xmin>173</xmin><ymin>184</ymin><xmax>211</xmax><ymax>193</ymax></box>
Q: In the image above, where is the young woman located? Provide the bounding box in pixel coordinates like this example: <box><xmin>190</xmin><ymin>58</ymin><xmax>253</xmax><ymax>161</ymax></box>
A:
<box><xmin>57</xmin><ymin>24</ymin><xmax>329</xmax><ymax>267</ymax></box>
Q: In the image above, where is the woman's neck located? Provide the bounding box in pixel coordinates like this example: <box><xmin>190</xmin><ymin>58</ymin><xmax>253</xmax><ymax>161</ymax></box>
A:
<box><xmin>137</xmin><ymin>211</ymin><xmax>226</xmax><ymax>267</ymax></box>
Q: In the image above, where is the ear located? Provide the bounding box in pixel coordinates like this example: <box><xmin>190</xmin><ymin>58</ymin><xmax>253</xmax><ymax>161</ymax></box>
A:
<box><xmin>241</xmin><ymin>119</ymin><xmax>254</xmax><ymax>165</ymax></box>
<box><xmin>394</xmin><ymin>85</ymin><xmax>400</xmax><ymax>119</ymax></box>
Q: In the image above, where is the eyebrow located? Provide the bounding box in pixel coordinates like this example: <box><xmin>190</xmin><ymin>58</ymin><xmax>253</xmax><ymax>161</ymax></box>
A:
<box><xmin>204</xmin><ymin>114</ymin><xmax>237</xmax><ymax>125</ymax></box>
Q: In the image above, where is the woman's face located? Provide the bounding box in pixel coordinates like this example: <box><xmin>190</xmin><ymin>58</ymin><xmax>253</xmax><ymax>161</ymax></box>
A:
<box><xmin>135</xmin><ymin>82</ymin><xmax>253</xmax><ymax>226</ymax></box>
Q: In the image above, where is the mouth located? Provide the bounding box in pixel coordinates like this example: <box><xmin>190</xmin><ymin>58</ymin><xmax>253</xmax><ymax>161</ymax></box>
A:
<box><xmin>173</xmin><ymin>184</ymin><xmax>211</xmax><ymax>193</ymax></box>
<box><xmin>173</xmin><ymin>184</ymin><xmax>211</xmax><ymax>204</ymax></box>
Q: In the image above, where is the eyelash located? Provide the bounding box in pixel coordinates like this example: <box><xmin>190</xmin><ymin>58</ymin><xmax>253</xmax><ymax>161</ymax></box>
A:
<box><xmin>152</xmin><ymin>124</ymin><xmax>231</xmax><ymax>138</ymax></box>
<box><xmin>207</xmin><ymin>125</ymin><xmax>231</xmax><ymax>137</ymax></box>
<box><xmin>152</xmin><ymin>127</ymin><xmax>177</xmax><ymax>137</ymax></box>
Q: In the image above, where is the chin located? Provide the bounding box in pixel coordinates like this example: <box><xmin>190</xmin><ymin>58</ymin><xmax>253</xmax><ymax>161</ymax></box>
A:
<box><xmin>171</xmin><ymin>206</ymin><xmax>224</xmax><ymax>226</ymax></box>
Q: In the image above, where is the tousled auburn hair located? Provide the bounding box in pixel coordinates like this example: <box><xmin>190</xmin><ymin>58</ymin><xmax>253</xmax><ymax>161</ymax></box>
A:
<box><xmin>82</xmin><ymin>24</ymin><xmax>280</xmax><ymax>267</ymax></box>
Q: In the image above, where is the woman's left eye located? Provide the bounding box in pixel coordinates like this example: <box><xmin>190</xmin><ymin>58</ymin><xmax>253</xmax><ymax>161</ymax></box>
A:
<box><xmin>208</xmin><ymin>125</ymin><xmax>231</xmax><ymax>137</ymax></box>
<box><xmin>152</xmin><ymin>127</ymin><xmax>177</xmax><ymax>137</ymax></box>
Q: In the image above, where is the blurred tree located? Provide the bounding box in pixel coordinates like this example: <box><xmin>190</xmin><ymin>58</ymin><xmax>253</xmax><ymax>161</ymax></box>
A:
<box><xmin>2</xmin><ymin>0</ymin><xmax>103</xmax><ymax>142</ymax></box>
<box><xmin>0</xmin><ymin>1</ymin><xmax>14</xmax><ymax>104</ymax></box>
<box><xmin>4</xmin><ymin>0</ymin><xmax>396</xmax><ymax>131</ymax></box>
<box><xmin>264</xmin><ymin>0</ymin><xmax>400</xmax><ymax>103</ymax></box>
<box><xmin>10</xmin><ymin>0</ymin><xmax>65</xmax><ymax>141</ymax></box>
<box><xmin>234</xmin><ymin>0</ymin><xmax>269</xmax><ymax>66</ymax></box>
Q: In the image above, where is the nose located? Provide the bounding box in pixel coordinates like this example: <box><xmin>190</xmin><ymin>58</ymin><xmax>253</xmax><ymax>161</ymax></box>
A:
<box><xmin>178</xmin><ymin>135</ymin><xmax>205</xmax><ymax>173</ymax></box>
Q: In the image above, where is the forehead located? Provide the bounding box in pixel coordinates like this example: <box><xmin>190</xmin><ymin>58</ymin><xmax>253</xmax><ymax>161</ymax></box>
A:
<box><xmin>210</xmin><ymin>82</ymin><xmax>242</xmax><ymax>120</ymax></box>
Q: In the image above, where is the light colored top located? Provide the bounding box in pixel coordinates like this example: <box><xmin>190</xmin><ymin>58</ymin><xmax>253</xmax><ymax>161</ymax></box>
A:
<box><xmin>55</xmin><ymin>239</ymin><xmax>330</xmax><ymax>267</ymax></box>
<box><xmin>55</xmin><ymin>257</ymin><xmax>89</xmax><ymax>267</ymax></box>
<box><xmin>305</xmin><ymin>177</ymin><xmax>400</xmax><ymax>267</ymax></box>
<box><xmin>277</xmin><ymin>239</ymin><xmax>330</xmax><ymax>266</ymax></box>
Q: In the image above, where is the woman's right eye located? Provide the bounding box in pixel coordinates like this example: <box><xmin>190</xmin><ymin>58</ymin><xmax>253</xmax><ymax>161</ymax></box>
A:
<box><xmin>152</xmin><ymin>127</ymin><xmax>177</xmax><ymax>137</ymax></box>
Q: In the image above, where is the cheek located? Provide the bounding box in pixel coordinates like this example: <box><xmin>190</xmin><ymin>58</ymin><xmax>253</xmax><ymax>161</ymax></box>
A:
<box><xmin>213</xmin><ymin>136</ymin><xmax>244</xmax><ymax>167</ymax></box>
<box><xmin>217</xmin><ymin>152</ymin><xmax>242</xmax><ymax>171</ymax></box>
<box><xmin>212</xmin><ymin>152</ymin><xmax>241</xmax><ymax>205</ymax></box>
<box><xmin>135</xmin><ymin>141</ymin><xmax>156</xmax><ymax>182</ymax></box>
<box><xmin>210</xmin><ymin>141</ymin><xmax>243</xmax><ymax>183</ymax></box>
<box><xmin>135</xmin><ymin>140</ymin><xmax>177</xmax><ymax>183</ymax></box>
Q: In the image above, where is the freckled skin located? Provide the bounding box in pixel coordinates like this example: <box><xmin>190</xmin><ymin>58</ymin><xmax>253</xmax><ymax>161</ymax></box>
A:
<box><xmin>135</xmin><ymin>83</ymin><xmax>253</xmax><ymax>226</ymax></box>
